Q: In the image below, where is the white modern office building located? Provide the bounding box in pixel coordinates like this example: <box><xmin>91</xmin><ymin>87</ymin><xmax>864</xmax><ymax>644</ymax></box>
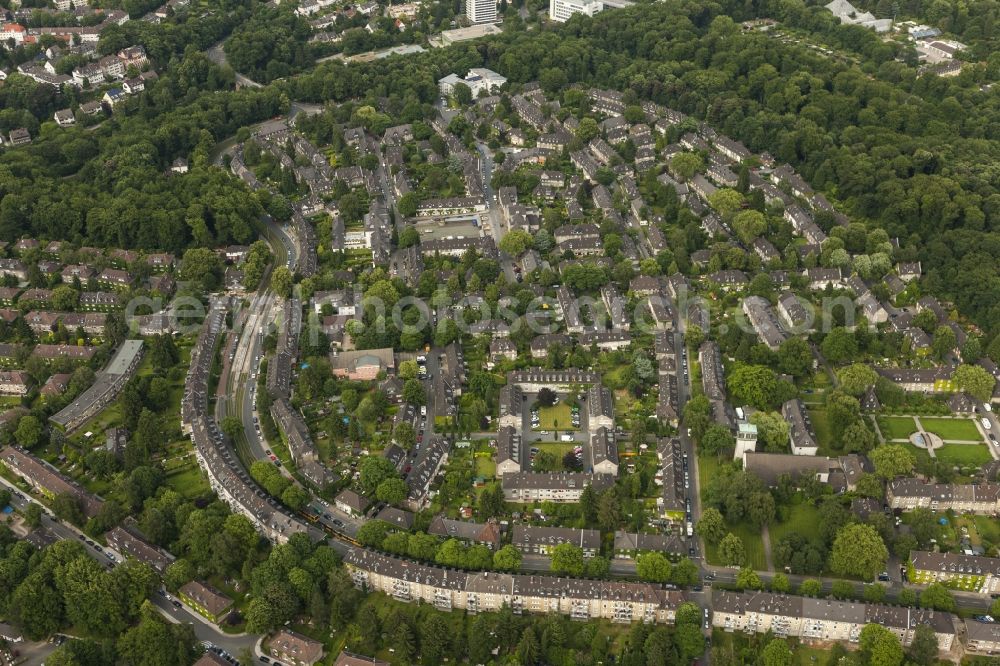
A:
<box><xmin>550</xmin><ymin>0</ymin><xmax>602</xmax><ymax>21</ymax></box>
<box><xmin>466</xmin><ymin>0</ymin><xmax>496</xmax><ymax>23</ymax></box>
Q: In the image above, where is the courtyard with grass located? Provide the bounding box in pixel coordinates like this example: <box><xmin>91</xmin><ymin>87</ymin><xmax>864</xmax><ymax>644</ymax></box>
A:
<box><xmin>921</xmin><ymin>417</ymin><xmax>983</xmax><ymax>441</ymax></box>
<box><xmin>533</xmin><ymin>402</ymin><xmax>578</xmax><ymax>431</ymax></box>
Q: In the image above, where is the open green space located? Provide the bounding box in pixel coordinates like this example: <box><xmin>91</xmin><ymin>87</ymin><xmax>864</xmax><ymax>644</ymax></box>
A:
<box><xmin>934</xmin><ymin>444</ymin><xmax>993</xmax><ymax>466</ymax></box>
<box><xmin>474</xmin><ymin>452</ymin><xmax>496</xmax><ymax>478</ymax></box>
<box><xmin>806</xmin><ymin>407</ymin><xmax>835</xmax><ymax>454</ymax></box>
<box><xmin>770</xmin><ymin>498</ymin><xmax>823</xmax><ymax>546</ymax></box>
<box><xmin>533</xmin><ymin>402</ymin><xmax>577</xmax><ymax>431</ymax></box>
<box><xmin>703</xmin><ymin>521</ymin><xmax>767</xmax><ymax>570</ymax></box>
<box><xmin>163</xmin><ymin>460</ymin><xmax>211</xmax><ymax>499</ymax></box>
<box><xmin>877</xmin><ymin>416</ymin><xmax>917</xmax><ymax>440</ymax></box>
<box><xmin>920</xmin><ymin>417</ymin><xmax>982</xmax><ymax>441</ymax></box>
<box><xmin>902</xmin><ymin>443</ymin><xmax>933</xmax><ymax>467</ymax></box>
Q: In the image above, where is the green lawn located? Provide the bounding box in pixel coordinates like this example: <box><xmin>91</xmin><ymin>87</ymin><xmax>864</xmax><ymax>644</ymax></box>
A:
<box><xmin>920</xmin><ymin>417</ymin><xmax>982</xmax><ymax>441</ymax></box>
<box><xmin>704</xmin><ymin>521</ymin><xmax>767</xmax><ymax>571</ymax></box>
<box><xmin>807</xmin><ymin>407</ymin><xmax>835</xmax><ymax>454</ymax></box>
<box><xmin>934</xmin><ymin>444</ymin><xmax>993</xmax><ymax>466</ymax></box>
<box><xmin>474</xmin><ymin>453</ymin><xmax>496</xmax><ymax>478</ymax></box>
<box><xmin>164</xmin><ymin>461</ymin><xmax>211</xmax><ymax>499</ymax></box>
<box><xmin>878</xmin><ymin>416</ymin><xmax>917</xmax><ymax>440</ymax></box>
<box><xmin>903</xmin><ymin>443</ymin><xmax>933</xmax><ymax>467</ymax></box>
<box><xmin>770</xmin><ymin>499</ymin><xmax>823</xmax><ymax>546</ymax></box>
<box><xmin>534</xmin><ymin>403</ymin><xmax>577</xmax><ymax>431</ymax></box>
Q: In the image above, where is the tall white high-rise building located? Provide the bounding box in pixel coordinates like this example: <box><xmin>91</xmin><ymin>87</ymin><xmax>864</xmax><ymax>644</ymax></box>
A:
<box><xmin>466</xmin><ymin>0</ymin><xmax>496</xmax><ymax>23</ymax></box>
<box><xmin>549</xmin><ymin>0</ymin><xmax>602</xmax><ymax>21</ymax></box>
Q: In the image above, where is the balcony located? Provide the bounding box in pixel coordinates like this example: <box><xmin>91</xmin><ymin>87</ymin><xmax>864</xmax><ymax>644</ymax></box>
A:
<box><xmin>434</xmin><ymin>589</ymin><xmax>452</xmax><ymax>611</ymax></box>
<box><xmin>613</xmin><ymin>602</ymin><xmax>633</xmax><ymax>623</ymax></box>
<box><xmin>392</xmin><ymin>580</ymin><xmax>411</xmax><ymax>602</ymax></box>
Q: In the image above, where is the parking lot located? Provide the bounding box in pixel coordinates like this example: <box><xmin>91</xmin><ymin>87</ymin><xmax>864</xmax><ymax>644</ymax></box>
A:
<box><xmin>520</xmin><ymin>394</ymin><xmax>593</xmax><ymax>471</ymax></box>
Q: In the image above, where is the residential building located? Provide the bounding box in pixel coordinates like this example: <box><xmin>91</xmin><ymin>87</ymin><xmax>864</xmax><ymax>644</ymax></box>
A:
<box><xmin>50</xmin><ymin>339</ymin><xmax>143</xmax><ymax>432</ymax></box>
<box><xmin>268</xmin><ymin>630</ymin><xmax>324</xmax><ymax>666</ymax></box>
<box><xmin>713</xmin><ymin>591</ymin><xmax>955</xmax><ymax>650</ymax></box>
<box><xmin>0</xmin><ymin>446</ymin><xmax>104</xmax><ymax>518</ymax></box>
<box><xmin>502</xmin><ymin>472</ymin><xmax>614</xmax><ymax>503</ymax></box>
<box><xmin>590</xmin><ymin>427</ymin><xmax>619</xmax><ymax>475</ymax></box>
<box><xmin>743</xmin><ymin>296</ymin><xmax>788</xmax><ymax>351</ymax></box>
<box><xmin>887</xmin><ymin>478</ymin><xmax>1000</xmax><ymax>515</ymax></box>
<box><xmin>512</xmin><ymin>525</ymin><xmax>601</xmax><ymax>557</ymax></box>
<box><xmin>965</xmin><ymin>620</ymin><xmax>1000</xmax><ymax>654</ymax></box>
<box><xmin>507</xmin><ymin>368</ymin><xmax>601</xmax><ymax>392</ymax></box>
<box><xmin>910</xmin><ymin>551</ymin><xmax>1000</xmax><ymax>595</ymax></box>
<box><xmin>334</xmin><ymin>489</ymin><xmax>371</xmax><ymax>517</ymax></box>
<box><xmin>344</xmin><ymin>548</ymin><xmax>685</xmax><ymax>622</ymax></box>
<box><xmin>0</xmin><ymin>371</ymin><xmax>29</xmax><ymax>396</ymax></box>
<box><xmin>875</xmin><ymin>367</ymin><xmax>952</xmax><ymax>393</ymax></box>
<box><xmin>496</xmin><ymin>426</ymin><xmax>522</xmax><ymax>477</ymax></box>
<box><xmin>179</xmin><ymin>581</ymin><xmax>233</xmax><ymax>623</ymax></box>
<box><xmin>587</xmin><ymin>384</ymin><xmax>614</xmax><ymax>431</ymax></box>
<box><xmin>105</xmin><ymin>522</ymin><xmax>175</xmax><ymax>573</ymax></box>
<box><xmin>613</xmin><ymin>531</ymin><xmax>685</xmax><ymax>559</ymax></box>
<box><xmin>428</xmin><ymin>516</ymin><xmax>501</xmax><ymax>549</ymax></box>
<box><xmin>334</xmin><ymin>652</ymin><xmax>389</xmax><ymax>666</ymax></box>
<box><xmin>782</xmin><ymin>399</ymin><xmax>817</xmax><ymax>456</ymax></box>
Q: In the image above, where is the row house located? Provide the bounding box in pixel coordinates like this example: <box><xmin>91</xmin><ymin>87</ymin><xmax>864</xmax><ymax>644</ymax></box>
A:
<box><xmin>742</xmin><ymin>296</ymin><xmax>788</xmax><ymax>351</ymax></box>
<box><xmin>656</xmin><ymin>438</ymin><xmax>685</xmax><ymax>515</ymax></box>
<box><xmin>590</xmin><ymin>427</ymin><xmax>619</xmax><ymax>475</ymax></box>
<box><xmin>910</xmin><ymin>551</ymin><xmax>1000</xmax><ymax>595</ymax></box>
<box><xmin>614</xmin><ymin>531</ymin><xmax>685</xmax><ymax>559</ymax></box>
<box><xmin>105</xmin><ymin>521</ymin><xmax>175</xmax><ymax>573</ymax></box>
<box><xmin>502</xmin><ymin>472</ymin><xmax>614</xmax><ymax>503</ymax></box>
<box><xmin>713</xmin><ymin>591</ymin><xmax>955</xmax><ymax>652</ymax></box>
<box><xmin>496</xmin><ymin>426</ymin><xmax>522</xmax><ymax>477</ymax></box>
<box><xmin>782</xmin><ymin>399</ymin><xmax>817</xmax><ymax>456</ymax></box>
<box><xmin>344</xmin><ymin>547</ymin><xmax>684</xmax><ymax>622</ymax></box>
<box><xmin>512</xmin><ymin>526</ymin><xmax>601</xmax><ymax>557</ymax></box>
<box><xmin>428</xmin><ymin>516</ymin><xmax>502</xmax><ymax>549</ymax></box>
<box><xmin>529</xmin><ymin>333</ymin><xmax>571</xmax><ymax>360</ymax></box>
<box><xmin>875</xmin><ymin>367</ymin><xmax>953</xmax><ymax>393</ymax></box>
<box><xmin>887</xmin><ymin>478</ymin><xmax>1000</xmax><ymax>515</ymax></box>
<box><xmin>0</xmin><ymin>371</ymin><xmax>30</xmax><ymax>396</ymax></box>
<box><xmin>0</xmin><ymin>446</ymin><xmax>104</xmax><ymax>517</ymax></box>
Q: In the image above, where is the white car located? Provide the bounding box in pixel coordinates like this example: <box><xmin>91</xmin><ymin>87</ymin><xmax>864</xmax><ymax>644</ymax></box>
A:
<box><xmin>983</xmin><ymin>418</ymin><xmax>992</xmax><ymax>430</ymax></box>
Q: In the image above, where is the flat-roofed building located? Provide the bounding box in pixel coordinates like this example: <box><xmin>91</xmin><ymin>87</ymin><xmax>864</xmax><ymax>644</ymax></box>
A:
<box><xmin>50</xmin><ymin>339</ymin><xmax>143</xmax><ymax>431</ymax></box>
